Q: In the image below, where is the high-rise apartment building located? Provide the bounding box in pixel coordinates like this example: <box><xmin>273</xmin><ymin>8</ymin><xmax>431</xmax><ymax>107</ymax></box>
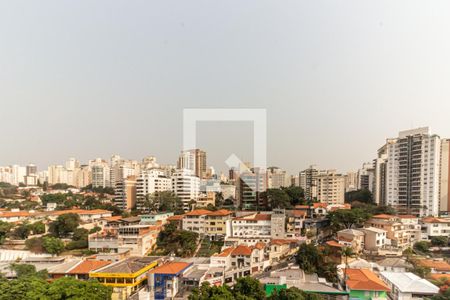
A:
<box><xmin>375</xmin><ymin>128</ymin><xmax>441</xmax><ymax>216</ymax></box>
<box><xmin>114</xmin><ymin>176</ymin><xmax>137</xmax><ymax>211</ymax></box>
<box><xmin>300</xmin><ymin>165</ymin><xmax>319</xmax><ymax>201</ymax></box>
<box><xmin>238</xmin><ymin>167</ymin><xmax>267</xmax><ymax>210</ymax></box>
<box><xmin>90</xmin><ymin>158</ymin><xmax>111</xmax><ymax>188</ymax></box>
<box><xmin>172</xmin><ymin>169</ymin><xmax>200</xmax><ymax>211</ymax></box>
<box><xmin>316</xmin><ymin>170</ymin><xmax>346</xmax><ymax>204</ymax></box>
<box><xmin>439</xmin><ymin>139</ymin><xmax>450</xmax><ymax>213</ymax></box>
<box><xmin>136</xmin><ymin>169</ymin><xmax>172</xmax><ymax>211</ymax></box>
<box><xmin>357</xmin><ymin>162</ymin><xmax>375</xmax><ymax>192</ymax></box>
<box><xmin>177</xmin><ymin>149</ymin><xmax>207</xmax><ymax>179</ymax></box>
<box><xmin>267</xmin><ymin>167</ymin><xmax>290</xmax><ymax>189</ymax></box>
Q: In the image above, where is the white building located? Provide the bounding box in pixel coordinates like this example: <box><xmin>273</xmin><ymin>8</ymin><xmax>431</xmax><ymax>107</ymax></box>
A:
<box><xmin>421</xmin><ymin>217</ymin><xmax>450</xmax><ymax>239</ymax></box>
<box><xmin>360</xmin><ymin>227</ymin><xmax>387</xmax><ymax>251</ymax></box>
<box><xmin>380</xmin><ymin>272</ymin><xmax>439</xmax><ymax>300</ymax></box>
<box><xmin>136</xmin><ymin>169</ymin><xmax>172</xmax><ymax>211</ymax></box>
<box><xmin>230</xmin><ymin>213</ymin><xmax>272</xmax><ymax>239</ymax></box>
<box><xmin>377</xmin><ymin>128</ymin><xmax>441</xmax><ymax>216</ymax></box>
<box><xmin>172</xmin><ymin>169</ymin><xmax>200</xmax><ymax>211</ymax></box>
<box><xmin>90</xmin><ymin>158</ymin><xmax>111</xmax><ymax>188</ymax></box>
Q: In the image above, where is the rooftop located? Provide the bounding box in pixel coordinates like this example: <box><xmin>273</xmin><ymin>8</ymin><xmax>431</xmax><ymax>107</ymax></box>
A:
<box><xmin>415</xmin><ymin>259</ymin><xmax>450</xmax><ymax>272</ymax></box>
<box><xmin>149</xmin><ymin>262</ymin><xmax>192</xmax><ymax>275</ymax></box>
<box><xmin>92</xmin><ymin>256</ymin><xmax>160</xmax><ymax>274</ymax></box>
<box><xmin>68</xmin><ymin>260</ymin><xmax>111</xmax><ymax>274</ymax></box>
<box><xmin>346</xmin><ymin>269</ymin><xmax>390</xmax><ymax>292</ymax></box>
<box><xmin>381</xmin><ymin>272</ymin><xmax>439</xmax><ymax>294</ymax></box>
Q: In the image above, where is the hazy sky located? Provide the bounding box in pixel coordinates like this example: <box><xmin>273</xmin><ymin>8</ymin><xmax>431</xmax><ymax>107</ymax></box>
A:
<box><xmin>1</xmin><ymin>1</ymin><xmax>450</xmax><ymax>174</ymax></box>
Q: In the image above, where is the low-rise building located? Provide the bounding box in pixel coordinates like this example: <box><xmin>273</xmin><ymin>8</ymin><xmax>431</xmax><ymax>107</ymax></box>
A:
<box><xmin>345</xmin><ymin>269</ymin><xmax>390</xmax><ymax>300</ymax></box>
<box><xmin>337</xmin><ymin>229</ymin><xmax>365</xmax><ymax>253</ymax></box>
<box><xmin>376</xmin><ymin>258</ymin><xmax>412</xmax><ymax>273</ymax></box>
<box><xmin>148</xmin><ymin>262</ymin><xmax>193</xmax><ymax>300</ymax></box>
<box><xmin>421</xmin><ymin>217</ymin><xmax>450</xmax><ymax>240</ymax></box>
<box><xmin>365</xmin><ymin>214</ymin><xmax>409</xmax><ymax>249</ymax></box>
<box><xmin>90</xmin><ymin>256</ymin><xmax>160</xmax><ymax>300</ymax></box>
<box><xmin>414</xmin><ymin>259</ymin><xmax>450</xmax><ymax>274</ymax></box>
<box><xmin>380</xmin><ymin>272</ymin><xmax>439</xmax><ymax>300</ymax></box>
<box><xmin>360</xmin><ymin>227</ymin><xmax>387</xmax><ymax>251</ymax></box>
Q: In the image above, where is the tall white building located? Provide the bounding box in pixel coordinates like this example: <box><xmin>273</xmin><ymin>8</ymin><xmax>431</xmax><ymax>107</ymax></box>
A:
<box><xmin>376</xmin><ymin>128</ymin><xmax>441</xmax><ymax>217</ymax></box>
<box><xmin>136</xmin><ymin>169</ymin><xmax>172</xmax><ymax>211</ymax></box>
<box><xmin>90</xmin><ymin>158</ymin><xmax>111</xmax><ymax>188</ymax></box>
<box><xmin>357</xmin><ymin>162</ymin><xmax>375</xmax><ymax>192</ymax></box>
<box><xmin>172</xmin><ymin>169</ymin><xmax>200</xmax><ymax>211</ymax></box>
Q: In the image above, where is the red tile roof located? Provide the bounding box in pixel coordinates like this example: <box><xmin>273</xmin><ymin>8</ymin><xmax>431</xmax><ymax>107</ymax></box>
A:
<box><xmin>271</xmin><ymin>239</ymin><xmax>297</xmax><ymax>246</ymax></box>
<box><xmin>167</xmin><ymin>215</ymin><xmax>184</xmax><ymax>221</ymax></box>
<box><xmin>416</xmin><ymin>259</ymin><xmax>450</xmax><ymax>272</ymax></box>
<box><xmin>254</xmin><ymin>214</ymin><xmax>271</xmax><ymax>221</ymax></box>
<box><xmin>372</xmin><ymin>214</ymin><xmax>395</xmax><ymax>220</ymax></box>
<box><xmin>231</xmin><ymin>245</ymin><xmax>253</xmax><ymax>256</ymax></box>
<box><xmin>325</xmin><ymin>240</ymin><xmax>344</xmax><ymax>248</ymax></box>
<box><xmin>214</xmin><ymin>247</ymin><xmax>234</xmax><ymax>257</ymax></box>
<box><xmin>207</xmin><ymin>209</ymin><xmax>233</xmax><ymax>216</ymax></box>
<box><xmin>68</xmin><ymin>260</ymin><xmax>111</xmax><ymax>274</ymax></box>
<box><xmin>295</xmin><ymin>205</ymin><xmax>309</xmax><ymax>209</ymax></box>
<box><xmin>313</xmin><ymin>203</ymin><xmax>327</xmax><ymax>209</ymax></box>
<box><xmin>398</xmin><ymin>215</ymin><xmax>417</xmax><ymax>219</ymax></box>
<box><xmin>254</xmin><ymin>242</ymin><xmax>266</xmax><ymax>250</ymax></box>
<box><xmin>185</xmin><ymin>209</ymin><xmax>211</xmax><ymax>216</ymax></box>
<box><xmin>346</xmin><ymin>269</ymin><xmax>390</xmax><ymax>292</ymax></box>
<box><xmin>422</xmin><ymin>217</ymin><xmax>450</xmax><ymax>224</ymax></box>
<box><xmin>149</xmin><ymin>262</ymin><xmax>191</xmax><ymax>275</ymax></box>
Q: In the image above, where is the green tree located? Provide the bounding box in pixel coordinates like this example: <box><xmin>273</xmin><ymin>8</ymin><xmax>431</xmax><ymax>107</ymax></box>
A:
<box><xmin>328</xmin><ymin>208</ymin><xmax>371</xmax><ymax>231</ymax></box>
<box><xmin>296</xmin><ymin>243</ymin><xmax>321</xmax><ymax>273</ymax></box>
<box><xmin>25</xmin><ymin>237</ymin><xmax>44</xmax><ymax>253</ymax></box>
<box><xmin>48</xmin><ymin>213</ymin><xmax>80</xmax><ymax>238</ymax></box>
<box><xmin>269</xmin><ymin>287</ymin><xmax>322</xmax><ymax>300</ymax></box>
<box><xmin>46</xmin><ymin>277</ymin><xmax>112</xmax><ymax>300</ymax></box>
<box><xmin>413</xmin><ymin>241</ymin><xmax>431</xmax><ymax>253</ymax></box>
<box><xmin>189</xmin><ymin>282</ymin><xmax>234</xmax><ymax>300</ymax></box>
<box><xmin>261</xmin><ymin>189</ymin><xmax>292</xmax><ymax>209</ymax></box>
<box><xmin>233</xmin><ymin>277</ymin><xmax>265</xmax><ymax>300</ymax></box>
<box><xmin>342</xmin><ymin>246</ymin><xmax>357</xmax><ymax>285</ymax></box>
<box><xmin>431</xmin><ymin>236</ymin><xmax>448</xmax><ymax>247</ymax></box>
<box><xmin>29</xmin><ymin>221</ymin><xmax>45</xmax><ymax>235</ymax></box>
<box><xmin>0</xmin><ymin>221</ymin><xmax>13</xmax><ymax>244</ymax></box>
<box><xmin>282</xmin><ymin>186</ymin><xmax>305</xmax><ymax>206</ymax></box>
<box><xmin>345</xmin><ymin>189</ymin><xmax>373</xmax><ymax>204</ymax></box>
<box><xmin>10</xmin><ymin>223</ymin><xmax>31</xmax><ymax>240</ymax></box>
<box><xmin>42</xmin><ymin>236</ymin><xmax>65</xmax><ymax>256</ymax></box>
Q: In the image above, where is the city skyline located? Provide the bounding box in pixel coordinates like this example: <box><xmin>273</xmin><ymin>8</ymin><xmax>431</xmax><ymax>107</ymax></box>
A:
<box><xmin>2</xmin><ymin>1</ymin><xmax>450</xmax><ymax>173</ymax></box>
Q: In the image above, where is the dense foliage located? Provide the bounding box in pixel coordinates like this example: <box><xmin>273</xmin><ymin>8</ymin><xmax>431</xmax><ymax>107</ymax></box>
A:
<box><xmin>345</xmin><ymin>189</ymin><xmax>373</xmax><ymax>204</ymax></box>
<box><xmin>328</xmin><ymin>208</ymin><xmax>371</xmax><ymax>232</ymax></box>
<box><xmin>260</xmin><ymin>186</ymin><xmax>306</xmax><ymax>209</ymax></box>
<box><xmin>156</xmin><ymin>222</ymin><xmax>199</xmax><ymax>257</ymax></box>
<box><xmin>0</xmin><ymin>265</ymin><xmax>112</xmax><ymax>300</ymax></box>
<box><xmin>141</xmin><ymin>191</ymin><xmax>184</xmax><ymax>214</ymax></box>
<box><xmin>189</xmin><ymin>277</ymin><xmax>265</xmax><ymax>300</ymax></box>
<box><xmin>296</xmin><ymin>243</ymin><xmax>338</xmax><ymax>283</ymax></box>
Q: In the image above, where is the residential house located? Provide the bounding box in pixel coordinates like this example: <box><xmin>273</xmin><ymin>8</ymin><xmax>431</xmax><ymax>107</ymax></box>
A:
<box><xmin>345</xmin><ymin>269</ymin><xmax>390</xmax><ymax>300</ymax></box>
<box><xmin>359</xmin><ymin>227</ymin><xmax>387</xmax><ymax>251</ymax></box>
<box><xmin>380</xmin><ymin>272</ymin><xmax>439</xmax><ymax>300</ymax></box>
<box><xmin>337</xmin><ymin>229</ymin><xmax>365</xmax><ymax>254</ymax></box>
<box><xmin>365</xmin><ymin>215</ymin><xmax>409</xmax><ymax>249</ymax></box>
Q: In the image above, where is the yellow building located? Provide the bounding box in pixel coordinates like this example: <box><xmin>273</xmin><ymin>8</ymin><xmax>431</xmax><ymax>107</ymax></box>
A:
<box><xmin>90</xmin><ymin>256</ymin><xmax>161</xmax><ymax>300</ymax></box>
<box><xmin>205</xmin><ymin>209</ymin><xmax>233</xmax><ymax>239</ymax></box>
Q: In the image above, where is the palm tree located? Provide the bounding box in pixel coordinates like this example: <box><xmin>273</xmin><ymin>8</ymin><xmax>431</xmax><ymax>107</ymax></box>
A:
<box><xmin>342</xmin><ymin>246</ymin><xmax>356</xmax><ymax>288</ymax></box>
